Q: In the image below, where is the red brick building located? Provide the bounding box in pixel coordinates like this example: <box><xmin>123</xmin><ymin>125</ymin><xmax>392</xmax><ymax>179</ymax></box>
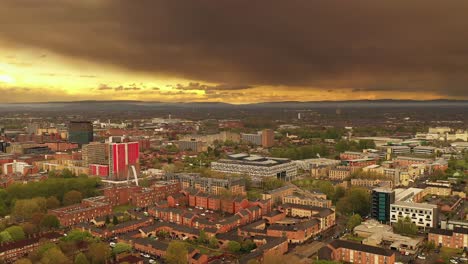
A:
<box><xmin>318</xmin><ymin>240</ymin><xmax>396</xmax><ymax>264</ymax></box>
<box><xmin>428</xmin><ymin>227</ymin><xmax>468</xmax><ymax>249</ymax></box>
<box><xmin>49</xmin><ymin>196</ymin><xmax>112</xmax><ymax>226</ymax></box>
<box><xmin>102</xmin><ymin>183</ymin><xmax>180</xmax><ymax>208</ymax></box>
<box><xmin>44</xmin><ymin>142</ymin><xmax>79</xmax><ymax>152</ymax></box>
<box><xmin>266</xmin><ymin>219</ymin><xmax>321</xmax><ymax>243</ymax></box>
<box><xmin>0</xmin><ymin>233</ymin><xmax>62</xmax><ymax>263</ymax></box>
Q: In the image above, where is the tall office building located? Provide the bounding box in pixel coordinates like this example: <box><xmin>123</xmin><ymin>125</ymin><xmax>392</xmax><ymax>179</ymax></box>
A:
<box><xmin>82</xmin><ymin>142</ymin><xmax>107</xmax><ymax>167</ymax></box>
<box><xmin>371</xmin><ymin>188</ymin><xmax>395</xmax><ymax>223</ymax></box>
<box><xmin>262</xmin><ymin>129</ymin><xmax>275</xmax><ymax>148</ymax></box>
<box><xmin>68</xmin><ymin>121</ymin><xmax>93</xmax><ymax>146</ymax></box>
<box><xmin>109</xmin><ymin>141</ymin><xmax>140</xmax><ymax>181</ymax></box>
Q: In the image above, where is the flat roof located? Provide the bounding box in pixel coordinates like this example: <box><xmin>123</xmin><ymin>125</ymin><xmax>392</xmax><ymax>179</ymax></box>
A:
<box><xmin>392</xmin><ymin>201</ymin><xmax>438</xmax><ymax>209</ymax></box>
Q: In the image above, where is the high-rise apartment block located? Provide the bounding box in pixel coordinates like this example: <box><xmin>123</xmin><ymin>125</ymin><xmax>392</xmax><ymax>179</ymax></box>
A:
<box><xmin>82</xmin><ymin>142</ymin><xmax>107</xmax><ymax>167</ymax></box>
<box><xmin>109</xmin><ymin>141</ymin><xmax>139</xmax><ymax>181</ymax></box>
<box><xmin>261</xmin><ymin>129</ymin><xmax>275</xmax><ymax>148</ymax></box>
<box><xmin>68</xmin><ymin>121</ymin><xmax>93</xmax><ymax>145</ymax></box>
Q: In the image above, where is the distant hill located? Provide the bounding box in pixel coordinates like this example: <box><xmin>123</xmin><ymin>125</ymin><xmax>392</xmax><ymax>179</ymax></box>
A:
<box><xmin>0</xmin><ymin>99</ymin><xmax>466</xmax><ymax>112</ymax></box>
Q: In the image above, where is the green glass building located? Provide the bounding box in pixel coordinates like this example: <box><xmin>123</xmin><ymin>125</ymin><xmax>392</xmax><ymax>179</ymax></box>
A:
<box><xmin>371</xmin><ymin>188</ymin><xmax>395</xmax><ymax>223</ymax></box>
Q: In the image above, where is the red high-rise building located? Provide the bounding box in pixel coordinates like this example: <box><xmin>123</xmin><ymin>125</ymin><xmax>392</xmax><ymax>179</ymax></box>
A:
<box><xmin>109</xmin><ymin>141</ymin><xmax>140</xmax><ymax>181</ymax></box>
<box><xmin>89</xmin><ymin>164</ymin><xmax>109</xmax><ymax>177</ymax></box>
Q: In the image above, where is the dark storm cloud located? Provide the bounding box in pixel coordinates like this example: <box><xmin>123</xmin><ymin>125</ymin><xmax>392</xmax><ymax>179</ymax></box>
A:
<box><xmin>173</xmin><ymin>82</ymin><xmax>252</xmax><ymax>91</ymax></box>
<box><xmin>1</xmin><ymin>0</ymin><xmax>468</xmax><ymax>96</ymax></box>
<box><xmin>97</xmin><ymin>84</ymin><xmax>141</xmax><ymax>92</ymax></box>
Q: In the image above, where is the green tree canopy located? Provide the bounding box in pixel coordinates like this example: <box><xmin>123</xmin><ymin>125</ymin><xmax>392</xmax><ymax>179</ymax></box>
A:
<box><xmin>5</xmin><ymin>226</ymin><xmax>26</xmax><ymax>241</ymax></box>
<box><xmin>46</xmin><ymin>196</ymin><xmax>61</xmax><ymax>209</ymax></box>
<box><xmin>74</xmin><ymin>253</ymin><xmax>90</xmax><ymax>264</ymax></box>
<box><xmin>40</xmin><ymin>214</ymin><xmax>60</xmax><ymax>230</ymax></box>
<box><xmin>346</xmin><ymin>214</ymin><xmax>362</xmax><ymax>231</ymax></box>
<box><xmin>13</xmin><ymin>197</ymin><xmax>47</xmax><ymax>220</ymax></box>
<box><xmin>336</xmin><ymin>188</ymin><xmax>371</xmax><ymax>216</ymax></box>
<box><xmin>62</xmin><ymin>229</ymin><xmax>93</xmax><ymax>242</ymax></box>
<box><xmin>88</xmin><ymin>242</ymin><xmax>111</xmax><ymax>264</ymax></box>
<box><xmin>112</xmin><ymin>243</ymin><xmax>132</xmax><ymax>255</ymax></box>
<box><xmin>40</xmin><ymin>247</ymin><xmax>69</xmax><ymax>264</ymax></box>
<box><xmin>165</xmin><ymin>241</ymin><xmax>187</xmax><ymax>264</ymax></box>
<box><xmin>0</xmin><ymin>230</ymin><xmax>13</xmax><ymax>243</ymax></box>
<box><xmin>227</xmin><ymin>241</ymin><xmax>241</xmax><ymax>253</ymax></box>
<box><xmin>393</xmin><ymin>216</ymin><xmax>418</xmax><ymax>236</ymax></box>
<box><xmin>63</xmin><ymin>190</ymin><xmax>83</xmax><ymax>206</ymax></box>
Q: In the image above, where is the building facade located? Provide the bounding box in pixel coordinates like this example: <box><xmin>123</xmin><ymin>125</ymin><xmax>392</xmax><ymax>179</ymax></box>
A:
<box><xmin>211</xmin><ymin>154</ymin><xmax>297</xmax><ymax>182</ymax></box>
<box><xmin>428</xmin><ymin>227</ymin><xmax>468</xmax><ymax>249</ymax></box>
<box><xmin>371</xmin><ymin>188</ymin><xmax>395</xmax><ymax>223</ymax></box>
<box><xmin>68</xmin><ymin>121</ymin><xmax>93</xmax><ymax>145</ymax></box>
<box><xmin>390</xmin><ymin>201</ymin><xmax>439</xmax><ymax>228</ymax></box>
<box><xmin>109</xmin><ymin>141</ymin><xmax>140</xmax><ymax>181</ymax></box>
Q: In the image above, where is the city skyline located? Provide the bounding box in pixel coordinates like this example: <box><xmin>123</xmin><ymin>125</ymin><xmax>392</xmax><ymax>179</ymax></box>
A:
<box><xmin>1</xmin><ymin>1</ymin><xmax>468</xmax><ymax>103</ymax></box>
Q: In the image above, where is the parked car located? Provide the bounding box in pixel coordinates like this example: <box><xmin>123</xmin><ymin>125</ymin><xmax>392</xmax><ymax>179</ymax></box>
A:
<box><xmin>417</xmin><ymin>254</ymin><xmax>426</xmax><ymax>260</ymax></box>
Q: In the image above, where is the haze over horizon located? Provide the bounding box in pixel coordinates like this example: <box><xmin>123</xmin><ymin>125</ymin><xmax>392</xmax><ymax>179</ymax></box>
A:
<box><xmin>1</xmin><ymin>0</ymin><xmax>468</xmax><ymax>103</ymax></box>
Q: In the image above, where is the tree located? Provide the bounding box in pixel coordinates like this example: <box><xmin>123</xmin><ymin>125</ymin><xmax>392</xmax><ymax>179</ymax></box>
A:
<box><xmin>393</xmin><ymin>217</ymin><xmax>418</xmax><ymax>236</ymax></box>
<box><xmin>63</xmin><ymin>190</ymin><xmax>83</xmax><ymax>206</ymax></box>
<box><xmin>333</xmin><ymin>186</ymin><xmax>346</xmax><ymax>204</ymax></box>
<box><xmin>335</xmin><ymin>140</ymin><xmax>350</xmax><ymax>153</ymax></box>
<box><xmin>422</xmin><ymin>240</ymin><xmax>436</xmax><ymax>252</ymax></box>
<box><xmin>112</xmin><ymin>242</ymin><xmax>132</xmax><ymax>255</ymax></box>
<box><xmin>74</xmin><ymin>253</ymin><xmax>90</xmax><ymax>264</ymax></box>
<box><xmin>346</xmin><ymin>214</ymin><xmax>362</xmax><ymax>231</ymax></box>
<box><xmin>88</xmin><ymin>242</ymin><xmax>111</xmax><ymax>264</ymax></box>
<box><xmin>0</xmin><ymin>198</ymin><xmax>7</xmax><ymax>217</ymax></box>
<box><xmin>46</xmin><ymin>196</ymin><xmax>61</xmax><ymax>209</ymax></box>
<box><xmin>21</xmin><ymin>222</ymin><xmax>38</xmax><ymax>235</ymax></box>
<box><xmin>5</xmin><ymin>226</ymin><xmax>26</xmax><ymax>241</ymax></box>
<box><xmin>62</xmin><ymin>230</ymin><xmax>93</xmax><ymax>242</ymax></box>
<box><xmin>197</xmin><ymin>230</ymin><xmax>208</xmax><ymax>244</ymax></box>
<box><xmin>336</xmin><ymin>188</ymin><xmax>371</xmax><ymax>216</ymax></box>
<box><xmin>61</xmin><ymin>168</ymin><xmax>74</xmax><ymax>178</ymax></box>
<box><xmin>41</xmin><ymin>247</ymin><xmax>69</xmax><ymax>264</ymax></box>
<box><xmin>13</xmin><ymin>198</ymin><xmax>47</xmax><ymax>220</ymax></box>
<box><xmin>40</xmin><ymin>214</ymin><xmax>60</xmax><ymax>230</ymax></box>
<box><xmin>0</xmin><ymin>230</ymin><xmax>13</xmax><ymax>243</ymax></box>
<box><xmin>209</xmin><ymin>237</ymin><xmax>219</xmax><ymax>249</ymax></box>
<box><xmin>358</xmin><ymin>139</ymin><xmax>376</xmax><ymax>150</ymax></box>
<box><xmin>31</xmin><ymin>212</ymin><xmax>45</xmax><ymax>225</ymax></box>
<box><xmin>227</xmin><ymin>241</ymin><xmax>241</xmax><ymax>253</ymax></box>
<box><xmin>165</xmin><ymin>241</ymin><xmax>187</xmax><ymax>264</ymax></box>
<box><xmin>112</xmin><ymin>215</ymin><xmax>119</xmax><ymax>225</ymax></box>
<box><xmin>262</xmin><ymin>177</ymin><xmax>284</xmax><ymax>191</ymax></box>
<box><xmin>240</xmin><ymin>239</ymin><xmax>256</xmax><ymax>253</ymax></box>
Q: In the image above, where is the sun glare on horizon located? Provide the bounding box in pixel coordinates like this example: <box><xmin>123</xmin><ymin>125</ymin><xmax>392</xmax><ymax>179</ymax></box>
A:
<box><xmin>0</xmin><ymin>74</ymin><xmax>14</xmax><ymax>84</ymax></box>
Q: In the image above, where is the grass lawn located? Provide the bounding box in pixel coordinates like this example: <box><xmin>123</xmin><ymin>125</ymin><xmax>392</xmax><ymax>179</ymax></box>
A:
<box><xmin>440</xmin><ymin>247</ymin><xmax>463</xmax><ymax>262</ymax></box>
<box><xmin>113</xmin><ymin>204</ymin><xmax>135</xmax><ymax>213</ymax></box>
<box><xmin>247</xmin><ymin>188</ymin><xmax>263</xmax><ymax>199</ymax></box>
<box><xmin>183</xmin><ymin>241</ymin><xmax>224</xmax><ymax>257</ymax></box>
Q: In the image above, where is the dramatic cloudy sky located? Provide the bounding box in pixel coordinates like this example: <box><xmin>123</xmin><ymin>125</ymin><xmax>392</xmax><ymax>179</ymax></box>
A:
<box><xmin>1</xmin><ymin>0</ymin><xmax>468</xmax><ymax>103</ymax></box>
